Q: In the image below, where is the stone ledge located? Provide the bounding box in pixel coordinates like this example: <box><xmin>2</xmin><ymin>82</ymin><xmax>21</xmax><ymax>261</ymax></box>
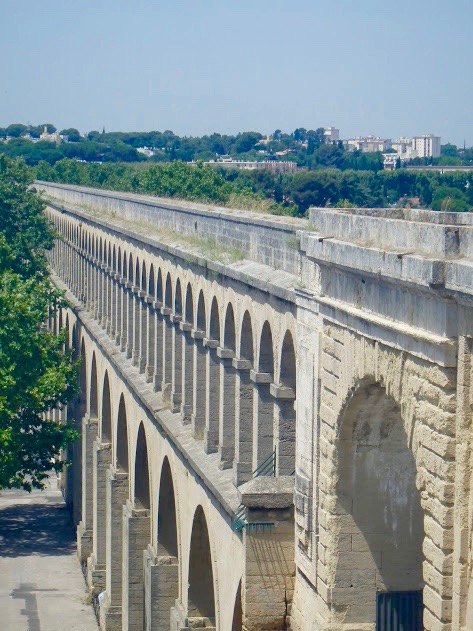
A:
<box><xmin>238</xmin><ymin>476</ymin><xmax>294</xmax><ymax>509</ymax></box>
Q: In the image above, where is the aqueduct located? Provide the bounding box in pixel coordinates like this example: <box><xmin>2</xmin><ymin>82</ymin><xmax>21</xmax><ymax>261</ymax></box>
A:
<box><xmin>39</xmin><ymin>181</ymin><xmax>473</xmax><ymax>630</ymax></box>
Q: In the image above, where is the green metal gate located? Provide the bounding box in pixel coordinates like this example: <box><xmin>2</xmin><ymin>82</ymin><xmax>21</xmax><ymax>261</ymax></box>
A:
<box><xmin>376</xmin><ymin>591</ymin><xmax>423</xmax><ymax>631</ymax></box>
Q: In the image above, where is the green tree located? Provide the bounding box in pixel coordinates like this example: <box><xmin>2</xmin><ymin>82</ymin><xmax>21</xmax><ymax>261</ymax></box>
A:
<box><xmin>0</xmin><ymin>156</ymin><xmax>78</xmax><ymax>490</ymax></box>
<box><xmin>6</xmin><ymin>123</ymin><xmax>28</xmax><ymax>138</ymax></box>
<box><xmin>60</xmin><ymin>128</ymin><xmax>82</xmax><ymax>142</ymax></box>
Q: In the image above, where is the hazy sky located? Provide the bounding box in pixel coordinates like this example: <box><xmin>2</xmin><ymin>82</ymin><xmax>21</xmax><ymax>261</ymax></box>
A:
<box><xmin>1</xmin><ymin>0</ymin><xmax>472</xmax><ymax>144</ymax></box>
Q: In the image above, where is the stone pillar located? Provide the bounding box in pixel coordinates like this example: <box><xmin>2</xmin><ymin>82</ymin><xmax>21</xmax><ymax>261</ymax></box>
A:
<box><xmin>271</xmin><ymin>384</ymin><xmax>296</xmax><ymax>476</ymax></box>
<box><xmin>100</xmin><ymin>466</ymin><xmax>129</xmax><ymax>631</ymax></box>
<box><xmin>125</xmin><ymin>284</ymin><xmax>134</xmax><ymax>358</ymax></box>
<box><xmin>180</xmin><ymin>322</ymin><xmax>194</xmax><ymax>424</ymax></box>
<box><xmin>239</xmin><ymin>477</ymin><xmax>295</xmax><ymax>631</ymax></box>
<box><xmin>107</xmin><ymin>273</ymin><xmax>116</xmax><ymax>338</ymax></box>
<box><xmin>250</xmin><ymin>371</ymin><xmax>274</xmax><ymax>471</ymax></box>
<box><xmin>138</xmin><ymin>293</ymin><xmax>148</xmax><ymax>373</ymax></box>
<box><xmin>145</xmin><ymin>299</ymin><xmax>156</xmax><ymax>383</ymax></box>
<box><xmin>77</xmin><ymin>414</ymin><xmax>98</xmax><ymax>562</ymax></box>
<box><xmin>171</xmin><ymin>315</ymin><xmax>183</xmax><ymax>412</ymax></box>
<box><xmin>144</xmin><ymin>545</ymin><xmax>179</xmax><ymax>631</ymax></box>
<box><xmin>87</xmin><ymin>439</ymin><xmax>112</xmax><ymax>595</ymax></box>
<box><xmin>153</xmin><ymin>302</ymin><xmax>163</xmax><ymax>391</ymax></box>
<box><xmin>122</xmin><ymin>500</ymin><xmax>151</xmax><ymax>631</ymax></box>
<box><xmin>191</xmin><ymin>329</ymin><xmax>206</xmax><ymax>439</ymax></box>
<box><xmin>132</xmin><ymin>289</ymin><xmax>141</xmax><ymax>366</ymax></box>
<box><xmin>161</xmin><ymin>307</ymin><xmax>173</xmax><ymax>402</ymax></box>
<box><xmin>233</xmin><ymin>358</ymin><xmax>254</xmax><ymax>485</ymax></box>
<box><xmin>204</xmin><ymin>338</ymin><xmax>220</xmax><ymax>453</ymax></box>
<box><xmin>218</xmin><ymin>347</ymin><xmax>236</xmax><ymax>469</ymax></box>
<box><xmin>115</xmin><ymin>277</ymin><xmax>123</xmax><ymax>347</ymax></box>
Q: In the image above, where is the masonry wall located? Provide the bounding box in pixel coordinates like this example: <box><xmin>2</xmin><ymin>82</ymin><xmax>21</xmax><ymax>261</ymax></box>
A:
<box><xmin>36</xmin><ymin>181</ymin><xmax>304</xmax><ymax>275</ymax></box>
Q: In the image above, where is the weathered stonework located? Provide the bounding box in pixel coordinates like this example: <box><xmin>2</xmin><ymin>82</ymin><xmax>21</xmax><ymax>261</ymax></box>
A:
<box><xmin>40</xmin><ymin>183</ymin><xmax>473</xmax><ymax>631</ymax></box>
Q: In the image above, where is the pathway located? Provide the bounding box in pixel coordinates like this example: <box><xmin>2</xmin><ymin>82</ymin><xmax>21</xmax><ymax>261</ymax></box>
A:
<box><xmin>0</xmin><ymin>475</ymin><xmax>98</xmax><ymax>630</ymax></box>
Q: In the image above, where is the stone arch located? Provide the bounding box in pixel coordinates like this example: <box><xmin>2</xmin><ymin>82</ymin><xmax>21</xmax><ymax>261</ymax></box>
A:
<box><xmin>197</xmin><ymin>291</ymin><xmax>207</xmax><ymax>332</ymax></box>
<box><xmin>209</xmin><ymin>297</ymin><xmax>219</xmax><ymax>339</ymax></box>
<box><xmin>205</xmin><ymin>296</ymin><xmax>220</xmax><ymax>452</ymax></box>
<box><xmin>101</xmin><ymin>372</ymin><xmax>112</xmax><ymax>442</ymax></box>
<box><xmin>107</xmin><ymin>242</ymin><xmax>112</xmax><ymax>267</ymax></box>
<box><xmin>224</xmin><ymin>303</ymin><xmax>236</xmax><ymax>352</ymax></box>
<box><xmin>231</xmin><ymin>580</ymin><xmax>243</xmax><ymax>631</ymax></box>
<box><xmin>141</xmin><ymin>260</ymin><xmax>147</xmax><ymax>290</ymax></box>
<box><xmin>165</xmin><ymin>273</ymin><xmax>172</xmax><ymax>308</ymax></box>
<box><xmin>116</xmin><ymin>395</ymin><xmax>129</xmax><ymax>472</ymax></box>
<box><xmin>99</xmin><ymin>236</ymin><xmax>103</xmax><ymax>262</ymax></box>
<box><xmin>134</xmin><ymin>423</ymin><xmax>151</xmax><ymax>510</ymax></box>
<box><xmin>157</xmin><ymin>269</ymin><xmax>163</xmax><ymax>303</ymax></box>
<box><xmin>185</xmin><ymin>283</ymin><xmax>194</xmax><ymax>325</ymax></box>
<box><xmin>330</xmin><ymin>380</ymin><xmax>424</xmax><ymax>626</ymax></box>
<box><xmin>117</xmin><ymin>247</ymin><xmax>122</xmax><ymax>275</ymax></box>
<box><xmin>90</xmin><ymin>352</ymin><xmax>98</xmax><ymax>418</ymax></box>
<box><xmin>235</xmin><ymin>311</ymin><xmax>254</xmax><ymax>482</ymax></box>
<box><xmin>240</xmin><ymin>311</ymin><xmax>254</xmax><ymax>363</ymax></box>
<box><xmin>175</xmin><ymin>279</ymin><xmax>183</xmax><ymax>316</ymax></box>
<box><xmin>220</xmin><ymin>303</ymin><xmax>237</xmax><ymax>466</ymax></box>
<box><xmin>128</xmin><ymin>252</ymin><xmax>133</xmax><ymax>282</ymax></box>
<box><xmin>277</xmin><ymin>330</ymin><xmax>296</xmax><ymax>475</ymax></box>
<box><xmin>157</xmin><ymin>457</ymin><xmax>178</xmax><ymax>558</ymax></box>
<box><xmin>255</xmin><ymin>321</ymin><xmax>275</xmax><ymax>467</ymax></box>
<box><xmin>148</xmin><ymin>264</ymin><xmax>155</xmax><ymax>298</ymax></box>
<box><xmin>135</xmin><ymin>259</ymin><xmax>140</xmax><ymax>287</ymax></box>
<box><xmin>188</xmin><ymin>506</ymin><xmax>216</xmax><ymax>621</ymax></box>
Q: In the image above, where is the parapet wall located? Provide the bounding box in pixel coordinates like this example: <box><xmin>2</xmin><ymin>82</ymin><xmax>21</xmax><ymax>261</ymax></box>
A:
<box><xmin>36</xmin><ymin>181</ymin><xmax>305</xmax><ymax>276</ymax></box>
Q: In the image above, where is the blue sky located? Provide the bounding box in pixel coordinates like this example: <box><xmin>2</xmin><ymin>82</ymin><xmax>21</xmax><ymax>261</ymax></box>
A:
<box><xmin>1</xmin><ymin>0</ymin><xmax>472</xmax><ymax>144</ymax></box>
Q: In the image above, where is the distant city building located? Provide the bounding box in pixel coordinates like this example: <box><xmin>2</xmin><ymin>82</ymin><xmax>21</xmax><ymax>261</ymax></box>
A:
<box><xmin>345</xmin><ymin>135</ymin><xmax>392</xmax><ymax>153</ymax></box>
<box><xmin>40</xmin><ymin>126</ymin><xmax>62</xmax><ymax>144</ymax></box>
<box><xmin>193</xmin><ymin>159</ymin><xmax>298</xmax><ymax>174</ymax></box>
<box><xmin>324</xmin><ymin>127</ymin><xmax>340</xmax><ymax>143</ymax></box>
<box><xmin>137</xmin><ymin>147</ymin><xmax>155</xmax><ymax>157</ymax></box>
<box><xmin>412</xmin><ymin>134</ymin><xmax>441</xmax><ymax>158</ymax></box>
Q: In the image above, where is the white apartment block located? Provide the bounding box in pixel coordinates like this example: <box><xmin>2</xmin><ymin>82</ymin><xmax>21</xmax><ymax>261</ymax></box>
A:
<box><xmin>324</xmin><ymin>127</ymin><xmax>340</xmax><ymax>143</ymax></box>
<box><xmin>345</xmin><ymin>135</ymin><xmax>392</xmax><ymax>152</ymax></box>
<box><xmin>412</xmin><ymin>134</ymin><xmax>441</xmax><ymax>158</ymax></box>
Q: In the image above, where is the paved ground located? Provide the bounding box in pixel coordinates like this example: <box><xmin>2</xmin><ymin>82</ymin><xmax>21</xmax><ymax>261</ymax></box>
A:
<box><xmin>0</xmin><ymin>476</ymin><xmax>98</xmax><ymax>630</ymax></box>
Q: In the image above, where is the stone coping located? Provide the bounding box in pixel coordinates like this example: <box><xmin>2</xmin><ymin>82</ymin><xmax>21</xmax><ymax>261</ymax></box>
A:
<box><xmin>46</xmin><ymin>199</ymin><xmax>297</xmax><ymax>305</ymax></box>
<box><xmin>238</xmin><ymin>476</ymin><xmax>294</xmax><ymax>509</ymax></box>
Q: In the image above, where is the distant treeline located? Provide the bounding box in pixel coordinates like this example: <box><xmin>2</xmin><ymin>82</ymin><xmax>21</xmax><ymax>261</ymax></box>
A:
<box><xmin>35</xmin><ymin>159</ymin><xmax>473</xmax><ymax>215</ymax></box>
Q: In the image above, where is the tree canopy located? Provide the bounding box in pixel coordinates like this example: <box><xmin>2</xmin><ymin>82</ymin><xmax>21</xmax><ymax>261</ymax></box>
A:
<box><xmin>0</xmin><ymin>156</ymin><xmax>78</xmax><ymax>490</ymax></box>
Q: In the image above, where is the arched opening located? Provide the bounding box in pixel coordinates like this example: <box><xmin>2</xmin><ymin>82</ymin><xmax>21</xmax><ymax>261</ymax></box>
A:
<box><xmin>157</xmin><ymin>458</ymin><xmax>178</xmax><ymax>558</ymax></box>
<box><xmin>101</xmin><ymin>372</ymin><xmax>112</xmax><ymax>442</ymax></box>
<box><xmin>116</xmin><ymin>395</ymin><xmax>129</xmax><ymax>473</ymax></box>
<box><xmin>141</xmin><ymin>261</ymin><xmax>147</xmax><ymax>291</ymax></box>
<box><xmin>90</xmin><ymin>352</ymin><xmax>98</xmax><ymax>418</ymax></box>
<box><xmin>77</xmin><ymin>338</ymin><xmax>87</xmax><ymax>423</ymax></box>
<box><xmin>165</xmin><ymin>273</ymin><xmax>172</xmax><ymax>308</ymax></box>
<box><xmin>134</xmin><ymin>423</ymin><xmax>150</xmax><ymax>510</ymax></box>
<box><xmin>255</xmin><ymin>321</ymin><xmax>274</xmax><ymax>468</ymax></box>
<box><xmin>231</xmin><ymin>581</ymin><xmax>243</xmax><ymax>631</ymax></box>
<box><xmin>148</xmin><ymin>264</ymin><xmax>155</xmax><ymax>298</ymax></box>
<box><xmin>332</xmin><ymin>381</ymin><xmax>424</xmax><ymax>625</ymax></box>
<box><xmin>156</xmin><ymin>269</ymin><xmax>163</xmax><ymax>303</ymax></box>
<box><xmin>185</xmin><ymin>284</ymin><xmax>194</xmax><ymax>325</ymax></box>
<box><xmin>175</xmin><ymin>279</ymin><xmax>183</xmax><ymax>316</ymax></box>
<box><xmin>198</xmin><ymin>291</ymin><xmax>207</xmax><ymax>333</ymax></box>
<box><xmin>188</xmin><ymin>506</ymin><xmax>215</xmax><ymax>621</ymax></box>
<box><xmin>220</xmin><ymin>303</ymin><xmax>237</xmax><ymax>467</ymax></box>
<box><xmin>277</xmin><ymin>331</ymin><xmax>296</xmax><ymax>475</ymax></box>
<box><xmin>128</xmin><ymin>254</ymin><xmax>134</xmax><ymax>283</ymax></box>
<box><xmin>235</xmin><ymin>312</ymin><xmax>254</xmax><ymax>483</ymax></box>
<box><xmin>182</xmin><ymin>285</ymin><xmax>195</xmax><ymax>423</ymax></box>
<box><xmin>204</xmin><ymin>296</ymin><xmax>219</xmax><ymax>451</ymax></box>
<box><xmin>207</xmin><ymin>298</ymin><xmax>217</xmax><ymax>340</ymax></box>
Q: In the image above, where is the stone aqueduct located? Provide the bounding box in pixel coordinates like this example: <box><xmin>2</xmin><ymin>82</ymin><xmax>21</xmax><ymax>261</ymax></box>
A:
<box><xmin>39</xmin><ymin>182</ymin><xmax>473</xmax><ymax>631</ymax></box>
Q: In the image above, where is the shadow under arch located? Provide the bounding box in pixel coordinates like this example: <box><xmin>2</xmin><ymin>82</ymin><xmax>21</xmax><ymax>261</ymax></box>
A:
<box><xmin>332</xmin><ymin>380</ymin><xmax>424</xmax><ymax>625</ymax></box>
<box><xmin>101</xmin><ymin>372</ymin><xmax>112</xmax><ymax>442</ymax></box>
<box><xmin>116</xmin><ymin>395</ymin><xmax>129</xmax><ymax>473</ymax></box>
<box><xmin>188</xmin><ymin>506</ymin><xmax>216</xmax><ymax>621</ymax></box>
<box><xmin>157</xmin><ymin>457</ymin><xmax>178</xmax><ymax>558</ymax></box>
<box><xmin>231</xmin><ymin>580</ymin><xmax>243</xmax><ymax>631</ymax></box>
<box><xmin>134</xmin><ymin>423</ymin><xmax>150</xmax><ymax>510</ymax></box>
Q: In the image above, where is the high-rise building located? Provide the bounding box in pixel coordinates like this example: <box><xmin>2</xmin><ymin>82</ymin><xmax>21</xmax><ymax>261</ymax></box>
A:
<box><xmin>412</xmin><ymin>134</ymin><xmax>441</xmax><ymax>158</ymax></box>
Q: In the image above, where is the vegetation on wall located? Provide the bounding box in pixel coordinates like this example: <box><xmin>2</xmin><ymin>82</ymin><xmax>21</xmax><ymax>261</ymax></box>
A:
<box><xmin>0</xmin><ymin>156</ymin><xmax>78</xmax><ymax>490</ymax></box>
